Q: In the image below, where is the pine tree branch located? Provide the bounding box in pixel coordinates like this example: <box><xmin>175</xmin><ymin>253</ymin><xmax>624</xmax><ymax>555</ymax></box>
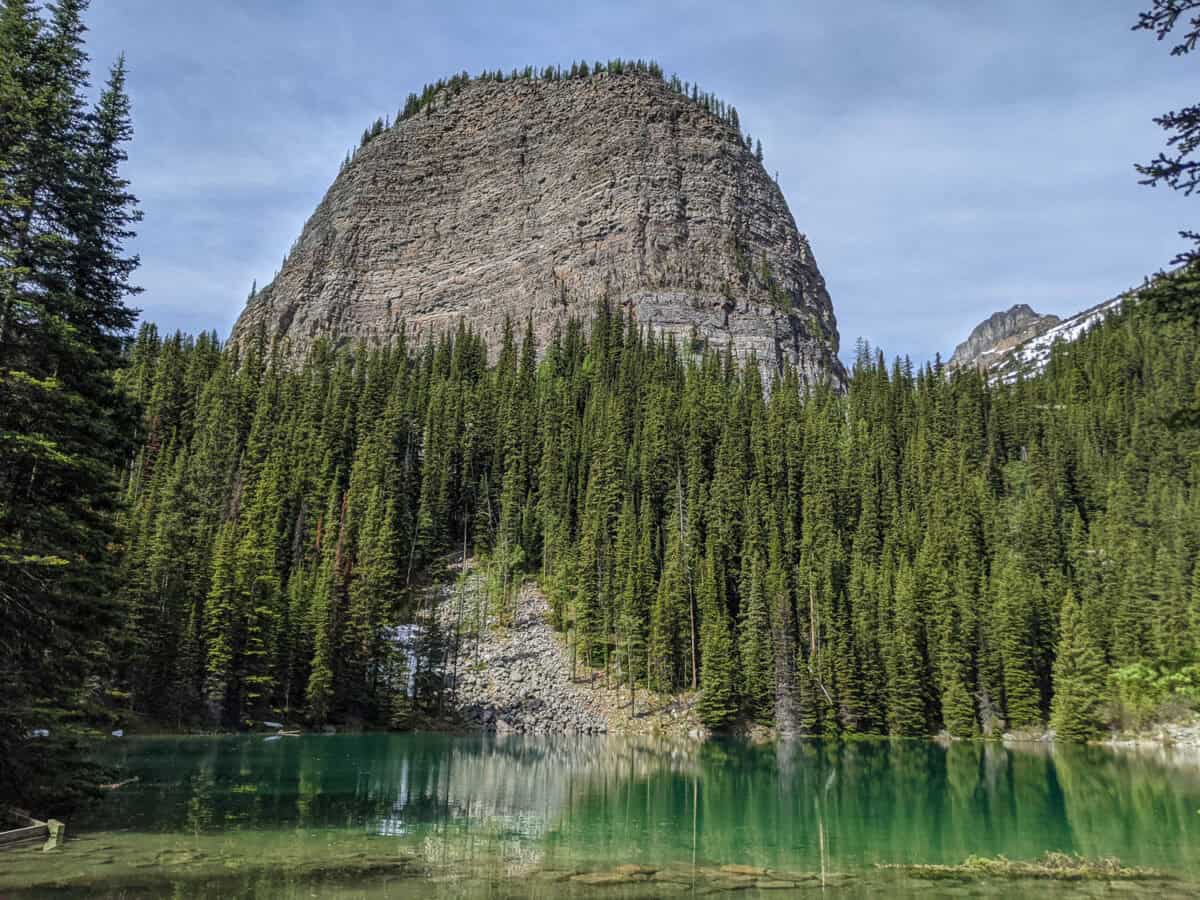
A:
<box><xmin>1134</xmin><ymin>0</ymin><xmax>1200</xmax><ymax>55</ymax></box>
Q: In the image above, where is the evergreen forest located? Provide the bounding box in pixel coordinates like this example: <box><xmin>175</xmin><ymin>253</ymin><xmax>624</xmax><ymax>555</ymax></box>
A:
<box><xmin>109</xmin><ymin>276</ymin><xmax>1200</xmax><ymax>748</ymax></box>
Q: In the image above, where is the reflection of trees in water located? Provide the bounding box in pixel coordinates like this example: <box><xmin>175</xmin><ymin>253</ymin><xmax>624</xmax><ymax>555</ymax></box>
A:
<box><xmin>183</xmin><ymin>743</ymin><xmax>219</xmax><ymax>834</ymax></box>
<box><xmin>1051</xmin><ymin>743</ymin><xmax>1200</xmax><ymax>862</ymax></box>
<box><xmin>95</xmin><ymin>735</ymin><xmax>695</xmax><ymax>841</ymax></box>
<box><xmin>92</xmin><ymin>735</ymin><xmax>1200</xmax><ymax>875</ymax></box>
<box><xmin>560</xmin><ymin>739</ymin><xmax>1200</xmax><ymax>873</ymax></box>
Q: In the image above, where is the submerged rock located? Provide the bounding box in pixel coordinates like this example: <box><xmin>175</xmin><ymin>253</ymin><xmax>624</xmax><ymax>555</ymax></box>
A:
<box><xmin>570</xmin><ymin>871</ymin><xmax>636</xmax><ymax>885</ymax></box>
<box><xmin>613</xmin><ymin>864</ymin><xmax>657</xmax><ymax>877</ymax></box>
<box><xmin>719</xmin><ymin>864</ymin><xmax>770</xmax><ymax>877</ymax></box>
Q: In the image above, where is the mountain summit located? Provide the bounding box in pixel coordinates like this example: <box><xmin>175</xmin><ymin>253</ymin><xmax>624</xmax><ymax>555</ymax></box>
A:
<box><xmin>231</xmin><ymin>65</ymin><xmax>845</xmax><ymax>386</ymax></box>
<box><xmin>948</xmin><ymin>303</ymin><xmax>1061</xmax><ymax>371</ymax></box>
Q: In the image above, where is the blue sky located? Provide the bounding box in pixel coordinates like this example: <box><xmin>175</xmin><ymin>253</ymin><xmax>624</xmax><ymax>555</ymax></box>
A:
<box><xmin>81</xmin><ymin>0</ymin><xmax>1190</xmax><ymax>362</ymax></box>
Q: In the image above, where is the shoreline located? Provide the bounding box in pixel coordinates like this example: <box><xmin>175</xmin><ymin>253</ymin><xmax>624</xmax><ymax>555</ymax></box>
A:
<box><xmin>93</xmin><ymin>562</ymin><xmax>1200</xmax><ymax>753</ymax></box>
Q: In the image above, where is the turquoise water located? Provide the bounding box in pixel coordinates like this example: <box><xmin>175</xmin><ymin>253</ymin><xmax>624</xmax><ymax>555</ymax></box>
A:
<box><xmin>4</xmin><ymin>733</ymin><xmax>1200</xmax><ymax>897</ymax></box>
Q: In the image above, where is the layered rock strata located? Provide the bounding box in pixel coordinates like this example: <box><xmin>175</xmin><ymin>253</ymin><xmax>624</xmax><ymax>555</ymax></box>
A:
<box><xmin>232</xmin><ymin>71</ymin><xmax>845</xmax><ymax>386</ymax></box>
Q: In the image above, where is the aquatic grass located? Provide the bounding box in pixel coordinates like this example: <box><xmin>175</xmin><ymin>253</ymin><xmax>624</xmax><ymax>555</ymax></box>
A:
<box><xmin>878</xmin><ymin>851</ymin><xmax>1167</xmax><ymax>881</ymax></box>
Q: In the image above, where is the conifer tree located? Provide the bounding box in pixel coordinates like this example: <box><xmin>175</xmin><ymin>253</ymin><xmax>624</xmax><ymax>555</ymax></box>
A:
<box><xmin>650</xmin><ymin>508</ymin><xmax>689</xmax><ymax>691</ymax></box>
<box><xmin>888</xmin><ymin>562</ymin><xmax>927</xmax><ymax>736</ymax></box>
<box><xmin>306</xmin><ymin>483</ymin><xmax>345</xmax><ymax>723</ymax></box>
<box><xmin>1050</xmin><ymin>591</ymin><xmax>1108</xmax><ymax>742</ymax></box>
<box><xmin>204</xmin><ymin>520</ymin><xmax>240</xmax><ymax>723</ymax></box>
<box><xmin>738</xmin><ymin>554</ymin><xmax>774</xmax><ymax>724</ymax></box>
<box><xmin>1</xmin><ymin>0</ymin><xmax>142</xmax><ymax>807</ymax></box>
<box><xmin>696</xmin><ymin>546</ymin><xmax>738</xmax><ymax>728</ymax></box>
<box><xmin>993</xmin><ymin>553</ymin><xmax>1043</xmax><ymax>730</ymax></box>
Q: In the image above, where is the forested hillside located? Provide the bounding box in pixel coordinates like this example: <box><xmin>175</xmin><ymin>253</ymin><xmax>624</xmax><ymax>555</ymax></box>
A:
<box><xmin>112</xmin><ymin>268</ymin><xmax>1200</xmax><ymax>741</ymax></box>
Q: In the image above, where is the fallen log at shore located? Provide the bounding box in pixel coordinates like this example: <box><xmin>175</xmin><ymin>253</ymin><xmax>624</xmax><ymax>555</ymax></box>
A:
<box><xmin>0</xmin><ymin>810</ymin><xmax>63</xmax><ymax>851</ymax></box>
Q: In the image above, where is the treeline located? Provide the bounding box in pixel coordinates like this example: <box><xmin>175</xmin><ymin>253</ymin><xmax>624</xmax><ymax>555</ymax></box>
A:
<box><xmin>112</xmin><ymin>270</ymin><xmax>1200</xmax><ymax>740</ymax></box>
<box><xmin>348</xmin><ymin>58</ymin><xmax>759</xmax><ymax>164</ymax></box>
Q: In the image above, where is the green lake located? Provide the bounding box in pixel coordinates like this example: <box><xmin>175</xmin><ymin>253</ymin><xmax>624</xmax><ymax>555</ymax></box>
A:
<box><xmin>3</xmin><ymin>733</ymin><xmax>1200</xmax><ymax>897</ymax></box>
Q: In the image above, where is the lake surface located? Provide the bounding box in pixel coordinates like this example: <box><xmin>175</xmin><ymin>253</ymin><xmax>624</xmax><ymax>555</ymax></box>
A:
<box><xmin>3</xmin><ymin>732</ymin><xmax>1200</xmax><ymax>897</ymax></box>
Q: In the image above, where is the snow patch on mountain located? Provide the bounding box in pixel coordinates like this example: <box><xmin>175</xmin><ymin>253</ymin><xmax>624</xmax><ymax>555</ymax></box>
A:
<box><xmin>993</xmin><ymin>295</ymin><xmax>1124</xmax><ymax>384</ymax></box>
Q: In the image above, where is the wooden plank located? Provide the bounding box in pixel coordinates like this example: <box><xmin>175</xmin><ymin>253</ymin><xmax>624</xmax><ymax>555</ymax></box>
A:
<box><xmin>0</xmin><ymin>823</ymin><xmax>48</xmax><ymax>847</ymax></box>
<box><xmin>0</xmin><ymin>811</ymin><xmax>49</xmax><ymax>849</ymax></box>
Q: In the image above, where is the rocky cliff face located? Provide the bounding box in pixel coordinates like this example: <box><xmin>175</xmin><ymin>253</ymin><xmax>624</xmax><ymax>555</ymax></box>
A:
<box><xmin>948</xmin><ymin>304</ymin><xmax>1061</xmax><ymax>371</ymax></box>
<box><xmin>231</xmin><ymin>71</ymin><xmax>845</xmax><ymax>386</ymax></box>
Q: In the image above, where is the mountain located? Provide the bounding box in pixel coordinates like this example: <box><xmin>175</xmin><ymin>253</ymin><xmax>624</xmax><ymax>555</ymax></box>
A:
<box><xmin>986</xmin><ymin>294</ymin><xmax>1125</xmax><ymax>384</ymax></box>
<box><xmin>949</xmin><ymin>295</ymin><xmax>1127</xmax><ymax>383</ymax></box>
<box><xmin>948</xmin><ymin>304</ymin><xmax>1060</xmax><ymax>371</ymax></box>
<box><xmin>231</xmin><ymin>65</ymin><xmax>845</xmax><ymax>386</ymax></box>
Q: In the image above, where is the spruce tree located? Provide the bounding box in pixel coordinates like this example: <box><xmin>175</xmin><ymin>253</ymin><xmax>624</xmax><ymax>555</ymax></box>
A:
<box><xmin>696</xmin><ymin>548</ymin><xmax>738</xmax><ymax>728</ymax></box>
<box><xmin>888</xmin><ymin>562</ymin><xmax>927</xmax><ymax>736</ymax></box>
<box><xmin>993</xmin><ymin>553</ymin><xmax>1043</xmax><ymax>730</ymax></box>
<box><xmin>650</xmin><ymin>507</ymin><xmax>689</xmax><ymax>691</ymax></box>
<box><xmin>738</xmin><ymin>554</ymin><xmax>774</xmax><ymax>724</ymax></box>
<box><xmin>1050</xmin><ymin>592</ymin><xmax>1108</xmax><ymax>742</ymax></box>
<box><xmin>1</xmin><ymin>0</ymin><xmax>141</xmax><ymax>808</ymax></box>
